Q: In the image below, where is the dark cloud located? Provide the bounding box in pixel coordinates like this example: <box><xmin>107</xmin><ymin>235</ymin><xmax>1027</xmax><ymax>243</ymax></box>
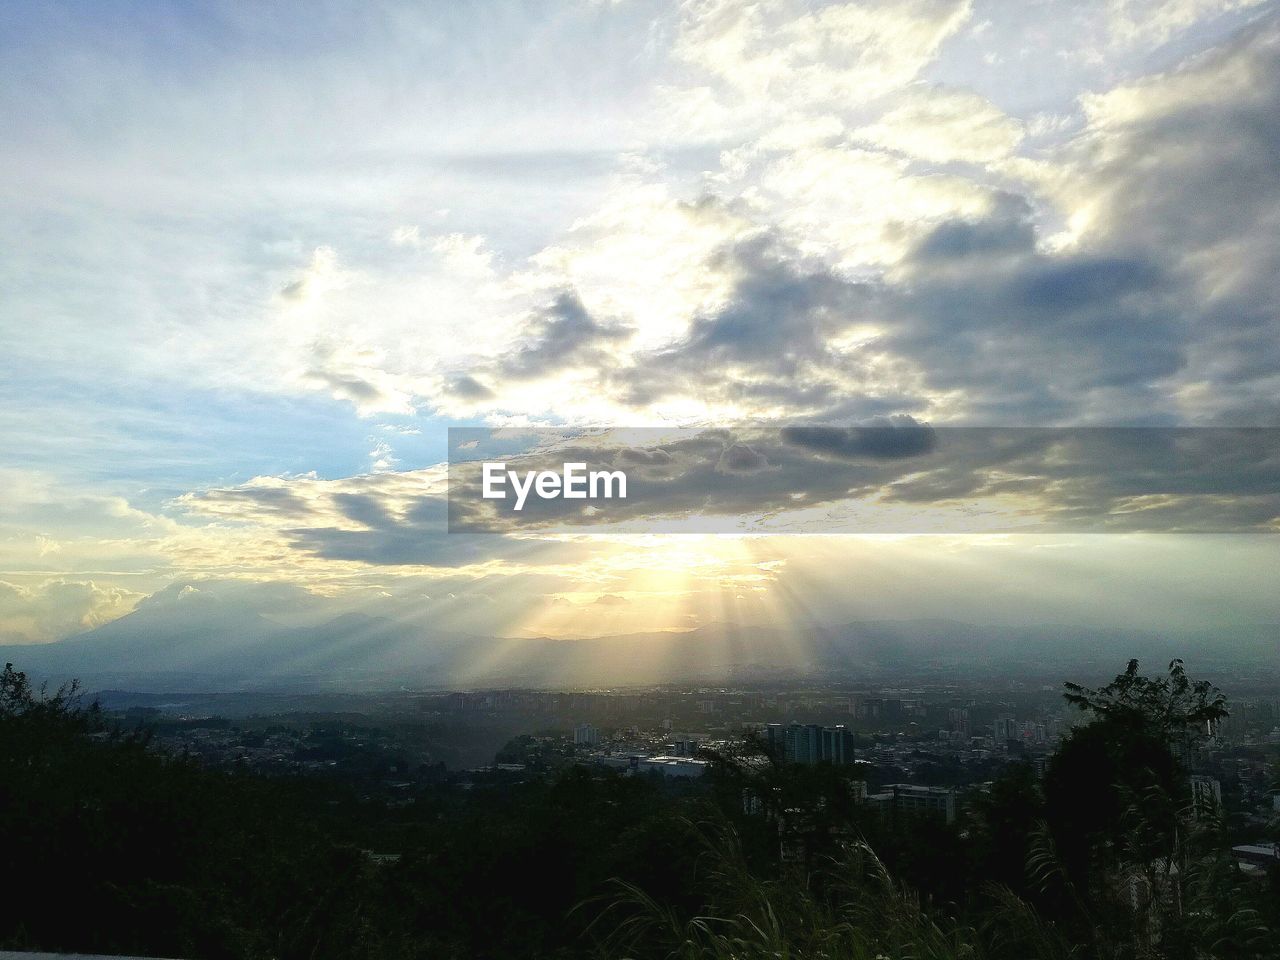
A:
<box><xmin>1041</xmin><ymin>17</ymin><xmax>1280</xmax><ymax>422</ymax></box>
<box><xmin>446</xmin><ymin>426</ymin><xmax>1280</xmax><ymax>534</ymax></box>
<box><xmin>610</xmin><ymin>193</ymin><xmax>1188</xmax><ymax>424</ymax></box>
<box><xmin>612</xmin><ymin>235</ymin><xmax>873</xmax><ymax>409</ymax></box>
<box><xmin>331</xmin><ymin>492</ymin><xmax>397</xmax><ymax>529</ymax></box>
<box><xmin>882</xmin><ymin>213</ymin><xmax>1185</xmax><ymax>419</ymax></box>
<box><xmin>591</xmin><ymin>21</ymin><xmax>1280</xmax><ymax>427</ymax></box>
<box><xmin>680</xmin><ymin>235</ymin><xmax>865</xmax><ymax>363</ymax></box>
<box><xmin>501</xmin><ymin>290</ymin><xmax>630</xmax><ymax>380</ymax></box>
<box><xmin>601</xmin><ymin>190</ymin><xmax>1185</xmax><ymax>423</ymax></box>
<box><xmin>186</xmin><ymin>20</ymin><xmax>1280</xmax><ymax>569</ymax></box>
<box><xmin>617</xmin><ymin>446</ymin><xmax>674</xmax><ymax>465</ymax></box>
<box><xmin>912</xmin><ymin>193</ymin><xmax>1036</xmax><ymax>262</ymax></box>
<box><xmin>304</xmin><ymin>368</ymin><xmax>387</xmax><ymax>404</ymax></box>
<box><xmin>182</xmin><ymin>485</ymin><xmax>313</xmax><ymax>519</ymax></box>
<box><xmin>781</xmin><ymin>417</ymin><xmax>936</xmax><ymax>460</ymax></box>
<box><xmin>180</xmin><ymin>471</ymin><xmax>607</xmax><ymax>568</ymax></box>
<box><xmin>446</xmin><ymin>374</ymin><xmax>495</xmax><ymax>401</ymax></box>
<box><xmin>717</xmin><ymin>442</ymin><xmax>771</xmax><ymax>474</ymax></box>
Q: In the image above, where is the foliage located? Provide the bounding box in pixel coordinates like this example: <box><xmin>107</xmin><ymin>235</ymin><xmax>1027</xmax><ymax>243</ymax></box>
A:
<box><xmin>0</xmin><ymin>660</ymin><xmax>1276</xmax><ymax>960</ymax></box>
<box><xmin>1063</xmin><ymin>658</ymin><xmax>1228</xmax><ymax>743</ymax></box>
<box><xmin>587</xmin><ymin>819</ymin><xmax>1079</xmax><ymax>960</ymax></box>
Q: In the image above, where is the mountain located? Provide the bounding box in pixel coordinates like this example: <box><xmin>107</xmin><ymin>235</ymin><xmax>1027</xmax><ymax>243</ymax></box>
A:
<box><xmin>3</xmin><ymin>595</ymin><xmax>1276</xmax><ymax>691</ymax></box>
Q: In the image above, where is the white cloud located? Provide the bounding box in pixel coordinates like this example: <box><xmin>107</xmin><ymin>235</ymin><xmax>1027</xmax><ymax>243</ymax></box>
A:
<box><xmin>855</xmin><ymin>84</ymin><xmax>1024</xmax><ymax>163</ymax></box>
<box><xmin>1106</xmin><ymin>0</ymin><xmax>1269</xmax><ymax>49</ymax></box>
<box><xmin>0</xmin><ymin>578</ymin><xmax>143</xmax><ymax>643</ymax></box>
<box><xmin>668</xmin><ymin>0</ymin><xmax>974</xmax><ymax>134</ymax></box>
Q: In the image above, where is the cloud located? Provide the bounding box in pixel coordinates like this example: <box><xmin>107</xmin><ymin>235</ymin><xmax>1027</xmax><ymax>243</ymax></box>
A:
<box><xmin>277</xmin><ymin>246</ymin><xmax>347</xmax><ymax>304</ymax></box>
<box><xmin>668</xmin><ymin>0</ymin><xmax>974</xmax><ymax>134</ymax></box>
<box><xmin>368</xmin><ymin>440</ymin><xmax>398</xmax><ymax>473</ymax></box>
<box><xmin>855</xmin><ymin>85</ymin><xmax>1024</xmax><ymax>162</ymax></box>
<box><xmin>12</xmin><ymin>0</ymin><xmax>1278</xmax><ymax>438</ymax></box>
<box><xmin>500</xmin><ymin>291</ymin><xmax>631</xmax><ymax>381</ymax></box>
<box><xmin>1054</xmin><ymin>16</ymin><xmax>1280</xmax><ymax>421</ymax></box>
<box><xmin>109</xmin><ymin>12</ymin><xmax>1274</xmax><ymax>435</ymax></box>
<box><xmin>446</xmin><ymin>375</ymin><xmax>496</xmax><ymax>402</ymax></box>
<box><xmin>781</xmin><ymin>418</ymin><xmax>937</xmax><ymax>459</ymax></box>
<box><xmin>177</xmin><ymin>467</ymin><xmax>592</xmax><ymax>569</ymax></box>
<box><xmin>717</xmin><ymin>443</ymin><xmax>772</xmax><ymax>474</ymax></box>
<box><xmin>1105</xmin><ymin>0</ymin><xmax>1269</xmax><ymax>49</ymax></box>
<box><xmin>875</xmin><ymin>198</ymin><xmax>1185</xmax><ymax>422</ymax></box>
<box><xmin>604</xmin><ymin>231</ymin><xmax>880</xmax><ymax>414</ymax></box>
<box><xmin>618</xmin><ymin>447</ymin><xmax>674</xmax><ymax>465</ymax></box>
<box><xmin>0</xmin><ymin>578</ymin><xmax>143</xmax><ymax>643</ymax></box>
<box><xmin>445</xmin><ymin>425</ymin><xmax>1280</xmax><ymax>534</ymax></box>
<box><xmin>430</xmin><ymin>233</ymin><xmax>497</xmax><ymax>278</ymax></box>
<box><xmin>299</xmin><ymin>340</ymin><xmax>417</xmax><ymax>416</ymax></box>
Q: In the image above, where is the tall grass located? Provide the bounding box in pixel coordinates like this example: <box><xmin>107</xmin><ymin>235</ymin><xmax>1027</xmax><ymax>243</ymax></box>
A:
<box><xmin>581</xmin><ymin>820</ymin><xmax>1079</xmax><ymax>960</ymax></box>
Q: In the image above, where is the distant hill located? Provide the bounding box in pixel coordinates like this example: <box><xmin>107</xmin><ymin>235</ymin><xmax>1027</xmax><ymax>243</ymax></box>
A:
<box><xmin>4</xmin><ymin>592</ymin><xmax>1276</xmax><ymax>691</ymax></box>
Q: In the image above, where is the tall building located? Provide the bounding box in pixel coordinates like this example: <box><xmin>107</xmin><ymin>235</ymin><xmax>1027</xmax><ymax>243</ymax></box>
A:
<box><xmin>573</xmin><ymin>722</ymin><xmax>599</xmax><ymax>746</ymax></box>
<box><xmin>764</xmin><ymin>723</ymin><xmax>786</xmax><ymax>757</ymax></box>
<box><xmin>785</xmin><ymin>723</ymin><xmax>823</xmax><ymax>764</ymax></box>
<box><xmin>769</xmin><ymin>722</ymin><xmax>858</xmax><ymax>765</ymax></box>
<box><xmin>821</xmin><ymin>725</ymin><xmax>856</xmax><ymax>764</ymax></box>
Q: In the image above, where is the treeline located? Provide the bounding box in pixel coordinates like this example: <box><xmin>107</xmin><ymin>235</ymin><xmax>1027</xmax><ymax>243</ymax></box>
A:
<box><xmin>678</xmin><ymin>659</ymin><xmax>1280</xmax><ymax>959</ymax></box>
<box><xmin>1</xmin><ymin>660</ymin><xmax>1277</xmax><ymax>959</ymax></box>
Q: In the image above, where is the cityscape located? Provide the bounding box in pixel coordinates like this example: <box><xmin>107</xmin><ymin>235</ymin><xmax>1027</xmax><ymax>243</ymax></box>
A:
<box><xmin>101</xmin><ymin>673</ymin><xmax>1280</xmax><ymax>858</ymax></box>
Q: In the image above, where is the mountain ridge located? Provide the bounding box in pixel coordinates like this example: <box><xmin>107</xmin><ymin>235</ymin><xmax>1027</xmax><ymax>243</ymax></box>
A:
<box><xmin>3</xmin><ymin>597</ymin><xmax>1276</xmax><ymax>692</ymax></box>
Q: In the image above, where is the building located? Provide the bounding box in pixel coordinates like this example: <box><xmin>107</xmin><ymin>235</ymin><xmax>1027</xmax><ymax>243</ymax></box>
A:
<box><xmin>821</xmin><ymin>725</ymin><xmax>856</xmax><ymax>764</ymax></box>
<box><xmin>573</xmin><ymin>722</ymin><xmax>599</xmax><ymax>746</ymax></box>
<box><xmin>638</xmin><ymin>756</ymin><xmax>709</xmax><ymax>778</ymax></box>
<box><xmin>764</xmin><ymin>723</ymin><xmax>785</xmax><ymax>756</ymax></box>
<box><xmin>667</xmin><ymin>738</ymin><xmax>701</xmax><ymax>756</ymax></box>
<box><xmin>877</xmin><ymin>784</ymin><xmax>957</xmax><ymax>824</ymax></box>
<box><xmin>768</xmin><ymin>721</ymin><xmax>858</xmax><ymax>765</ymax></box>
<box><xmin>785</xmin><ymin>723</ymin><xmax>822</xmax><ymax>764</ymax></box>
<box><xmin>1232</xmin><ymin>844</ymin><xmax>1280</xmax><ymax>869</ymax></box>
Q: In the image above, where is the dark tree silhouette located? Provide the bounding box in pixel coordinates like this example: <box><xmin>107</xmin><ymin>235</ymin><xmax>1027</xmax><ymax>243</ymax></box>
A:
<box><xmin>1063</xmin><ymin>658</ymin><xmax>1228</xmax><ymax>742</ymax></box>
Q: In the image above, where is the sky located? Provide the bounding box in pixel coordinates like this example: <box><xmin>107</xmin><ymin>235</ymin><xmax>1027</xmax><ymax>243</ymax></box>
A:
<box><xmin>2</xmin><ymin>0</ymin><xmax>1280</xmax><ymax>653</ymax></box>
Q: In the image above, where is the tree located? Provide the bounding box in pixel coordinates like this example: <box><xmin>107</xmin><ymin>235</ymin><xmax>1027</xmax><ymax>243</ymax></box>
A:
<box><xmin>971</xmin><ymin>762</ymin><xmax>1045</xmax><ymax>895</ymax></box>
<box><xmin>1062</xmin><ymin>658</ymin><xmax>1227</xmax><ymax>744</ymax></box>
<box><xmin>1</xmin><ymin>661</ymin><xmax>95</xmax><ymax>724</ymax></box>
<box><xmin>1042</xmin><ymin>660</ymin><xmax>1240</xmax><ymax>955</ymax></box>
